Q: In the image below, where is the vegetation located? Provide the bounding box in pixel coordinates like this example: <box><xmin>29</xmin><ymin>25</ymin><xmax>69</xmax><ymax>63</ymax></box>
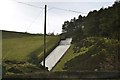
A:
<box><xmin>2</xmin><ymin>31</ymin><xmax>60</xmax><ymax>75</ymax></box>
<box><xmin>64</xmin><ymin>37</ymin><xmax>119</xmax><ymax>71</ymax></box>
<box><xmin>54</xmin><ymin>1</ymin><xmax>120</xmax><ymax>71</ymax></box>
<box><xmin>62</xmin><ymin>2</ymin><xmax>120</xmax><ymax>41</ymax></box>
<box><xmin>53</xmin><ymin>45</ymin><xmax>86</xmax><ymax>71</ymax></box>
<box><xmin>2</xmin><ymin>1</ymin><xmax>120</xmax><ymax>79</ymax></box>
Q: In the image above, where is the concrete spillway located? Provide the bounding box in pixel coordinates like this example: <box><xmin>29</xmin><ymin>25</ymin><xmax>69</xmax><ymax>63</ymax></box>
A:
<box><xmin>41</xmin><ymin>38</ymin><xmax>72</xmax><ymax>71</ymax></box>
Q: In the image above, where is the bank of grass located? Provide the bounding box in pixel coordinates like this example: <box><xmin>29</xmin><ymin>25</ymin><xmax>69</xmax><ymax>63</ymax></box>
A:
<box><xmin>3</xmin><ymin>36</ymin><xmax>59</xmax><ymax>62</ymax></box>
<box><xmin>53</xmin><ymin>37</ymin><xmax>120</xmax><ymax>71</ymax></box>
<box><xmin>2</xmin><ymin>31</ymin><xmax>60</xmax><ymax>74</ymax></box>
<box><xmin>53</xmin><ymin>45</ymin><xmax>87</xmax><ymax>71</ymax></box>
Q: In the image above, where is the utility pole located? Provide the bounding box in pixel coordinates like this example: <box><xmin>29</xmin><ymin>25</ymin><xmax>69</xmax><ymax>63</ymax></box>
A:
<box><xmin>43</xmin><ymin>5</ymin><xmax>47</xmax><ymax>70</ymax></box>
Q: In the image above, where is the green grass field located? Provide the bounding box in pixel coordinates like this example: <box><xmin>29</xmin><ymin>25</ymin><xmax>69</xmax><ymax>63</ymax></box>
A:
<box><xmin>3</xmin><ymin>36</ymin><xmax>59</xmax><ymax>62</ymax></box>
<box><xmin>2</xmin><ymin>32</ymin><xmax>59</xmax><ymax>61</ymax></box>
<box><xmin>2</xmin><ymin>31</ymin><xmax>60</xmax><ymax>74</ymax></box>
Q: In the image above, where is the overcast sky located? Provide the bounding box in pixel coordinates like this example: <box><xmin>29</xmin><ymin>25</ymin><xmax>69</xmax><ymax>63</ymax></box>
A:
<box><xmin>0</xmin><ymin>0</ymin><xmax>115</xmax><ymax>34</ymax></box>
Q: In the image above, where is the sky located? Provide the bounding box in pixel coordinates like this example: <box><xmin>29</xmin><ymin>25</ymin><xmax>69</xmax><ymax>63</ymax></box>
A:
<box><xmin>0</xmin><ymin>0</ymin><xmax>116</xmax><ymax>34</ymax></box>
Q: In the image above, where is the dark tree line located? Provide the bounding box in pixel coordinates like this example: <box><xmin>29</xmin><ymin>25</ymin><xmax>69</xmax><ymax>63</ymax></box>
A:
<box><xmin>61</xmin><ymin>1</ymin><xmax>120</xmax><ymax>71</ymax></box>
<box><xmin>62</xmin><ymin>1</ymin><xmax>120</xmax><ymax>42</ymax></box>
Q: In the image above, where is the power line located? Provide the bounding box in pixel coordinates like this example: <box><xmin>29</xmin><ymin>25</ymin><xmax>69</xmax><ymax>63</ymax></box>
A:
<box><xmin>13</xmin><ymin>0</ymin><xmax>87</xmax><ymax>14</ymax></box>
<box><xmin>8</xmin><ymin>1</ymin><xmax>87</xmax><ymax>33</ymax></box>
<box><xmin>48</xmin><ymin>7</ymin><xmax>87</xmax><ymax>14</ymax></box>
<box><xmin>12</xmin><ymin>0</ymin><xmax>44</xmax><ymax>32</ymax></box>
<box><xmin>14</xmin><ymin>0</ymin><xmax>44</xmax><ymax>9</ymax></box>
<box><xmin>25</xmin><ymin>11</ymin><xmax>42</xmax><ymax>32</ymax></box>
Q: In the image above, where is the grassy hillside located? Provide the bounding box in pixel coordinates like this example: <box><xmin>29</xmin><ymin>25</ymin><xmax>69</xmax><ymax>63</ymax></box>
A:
<box><xmin>2</xmin><ymin>31</ymin><xmax>60</xmax><ymax>62</ymax></box>
<box><xmin>2</xmin><ymin>31</ymin><xmax>60</xmax><ymax>75</ymax></box>
<box><xmin>53</xmin><ymin>37</ymin><xmax>120</xmax><ymax>71</ymax></box>
<box><xmin>53</xmin><ymin>45</ymin><xmax>87</xmax><ymax>71</ymax></box>
<box><xmin>2</xmin><ymin>30</ymin><xmax>41</xmax><ymax>39</ymax></box>
<box><xmin>54</xmin><ymin>2</ymin><xmax>120</xmax><ymax>72</ymax></box>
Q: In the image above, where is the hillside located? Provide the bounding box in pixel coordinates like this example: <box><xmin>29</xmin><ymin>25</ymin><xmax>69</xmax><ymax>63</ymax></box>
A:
<box><xmin>1</xmin><ymin>1</ymin><xmax>120</xmax><ymax>79</ymax></box>
<box><xmin>53</xmin><ymin>37</ymin><xmax>120</xmax><ymax>71</ymax></box>
<box><xmin>53</xmin><ymin>2</ymin><xmax>120</xmax><ymax>72</ymax></box>
<box><xmin>54</xmin><ymin>37</ymin><xmax>119</xmax><ymax>71</ymax></box>
<box><xmin>2</xmin><ymin>30</ymin><xmax>60</xmax><ymax>75</ymax></box>
<box><xmin>2</xmin><ymin>30</ymin><xmax>41</xmax><ymax>39</ymax></box>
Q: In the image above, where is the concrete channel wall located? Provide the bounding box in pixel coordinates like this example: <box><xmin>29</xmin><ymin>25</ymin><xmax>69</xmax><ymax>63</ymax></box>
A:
<box><xmin>41</xmin><ymin>38</ymin><xmax>72</xmax><ymax>71</ymax></box>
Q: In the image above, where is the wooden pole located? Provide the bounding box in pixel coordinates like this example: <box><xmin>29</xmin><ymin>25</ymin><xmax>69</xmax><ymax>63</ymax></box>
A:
<box><xmin>43</xmin><ymin>5</ymin><xmax>47</xmax><ymax>69</ymax></box>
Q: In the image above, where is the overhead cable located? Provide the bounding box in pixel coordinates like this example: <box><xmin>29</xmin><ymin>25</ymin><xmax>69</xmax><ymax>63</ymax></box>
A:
<box><xmin>14</xmin><ymin>0</ymin><xmax>44</xmax><ymax>9</ymax></box>
<box><xmin>25</xmin><ymin>11</ymin><xmax>42</xmax><ymax>32</ymax></box>
<box><xmin>48</xmin><ymin>7</ymin><xmax>87</xmax><ymax>14</ymax></box>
